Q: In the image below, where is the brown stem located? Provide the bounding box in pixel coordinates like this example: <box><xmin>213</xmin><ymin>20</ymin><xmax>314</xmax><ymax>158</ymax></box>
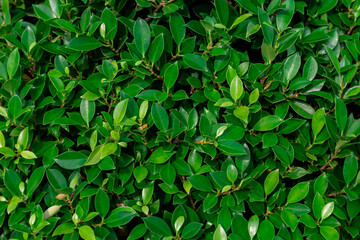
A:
<box><xmin>319</xmin><ymin>154</ymin><xmax>337</xmax><ymax>172</ymax></box>
<box><xmin>328</xmin><ymin>190</ymin><xmax>345</xmax><ymax>197</ymax></box>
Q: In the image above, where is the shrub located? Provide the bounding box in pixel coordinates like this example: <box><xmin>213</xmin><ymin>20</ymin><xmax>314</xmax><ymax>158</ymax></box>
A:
<box><xmin>1</xmin><ymin>0</ymin><xmax>360</xmax><ymax>239</ymax></box>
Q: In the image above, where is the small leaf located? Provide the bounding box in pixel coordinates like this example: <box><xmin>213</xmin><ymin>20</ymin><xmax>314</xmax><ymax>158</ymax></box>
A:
<box><xmin>7</xmin><ymin>48</ymin><xmax>20</xmax><ymax>79</ymax></box>
<box><xmin>134</xmin><ymin>18</ymin><xmax>151</xmax><ymax>56</ymax></box>
<box><xmin>264</xmin><ymin>169</ymin><xmax>279</xmax><ymax>196</ymax></box>
<box><xmin>151</xmin><ymin>103</ymin><xmax>169</xmax><ymax>131</ymax></box>
<box><xmin>335</xmin><ymin>97</ymin><xmax>347</xmax><ymax>132</ymax></box>
<box><xmin>312</xmin><ymin>108</ymin><xmax>326</xmax><ymax>136</ymax></box>
<box><xmin>78</xmin><ymin>226</ymin><xmax>96</xmax><ymax>240</ymax></box>
<box><xmin>164</xmin><ymin>62</ymin><xmax>179</xmax><ymax>90</ymax></box>
<box><xmin>257</xmin><ymin>220</ymin><xmax>275</xmax><ymax>240</ymax></box>
<box><xmin>113</xmin><ymin>99</ymin><xmax>129</xmax><ymax>125</ymax></box>
<box><xmin>230</xmin><ymin>76</ymin><xmax>243</xmax><ymax>102</ymax></box>
<box><xmin>343</xmin><ymin>154</ymin><xmax>358</xmax><ymax>185</ymax></box>
<box><xmin>320</xmin><ymin>226</ymin><xmax>339</xmax><ymax>240</ymax></box>
<box><xmin>67</xmin><ymin>37</ymin><xmax>102</xmax><ymax>51</ymax></box>
<box><xmin>95</xmin><ymin>188</ymin><xmax>110</xmax><ymax>218</ymax></box>
<box><xmin>80</xmin><ymin>99</ymin><xmax>96</xmax><ymax>124</ymax></box>
<box><xmin>253</xmin><ymin>115</ymin><xmax>284</xmax><ymax>131</ymax></box>
<box><xmin>321</xmin><ymin>202</ymin><xmax>334</xmax><ymax>221</ymax></box>
<box><xmin>170</xmin><ymin>13</ymin><xmax>186</xmax><ymax>46</ymax></box>
<box><xmin>143</xmin><ymin>216</ymin><xmax>172</xmax><ymax>237</ymax></box>
<box><xmin>188</xmin><ymin>175</ymin><xmax>213</xmax><ymax>192</ymax></box>
<box><xmin>183</xmin><ymin>54</ymin><xmax>208</xmax><ymax>71</ymax></box>
<box><xmin>248</xmin><ymin>215</ymin><xmax>259</xmax><ymax>239</ymax></box>
<box><xmin>287</xmin><ymin>182</ymin><xmax>310</xmax><ymax>204</ymax></box>
<box><xmin>213</xmin><ymin>224</ymin><xmax>227</xmax><ymax>240</ymax></box>
<box><xmin>148</xmin><ymin>33</ymin><xmax>164</xmax><ymax>64</ymax></box>
<box><xmin>324</xmin><ymin>45</ymin><xmax>340</xmax><ymax>75</ymax></box>
<box><xmin>55</xmin><ymin>151</ymin><xmax>87</xmax><ymax>169</ymax></box>
<box><xmin>148</xmin><ymin>147</ymin><xmax>175</xmax><ymax>164</ymax></box>
<box><xmin>4</xmin><ymin>169</ymin><xmax>22</xmax><ymax>196</ymax></box>
<box><xmin>226</xmin><ymin>164</ymin><xmax>238</xmax><ymax>183</ymax></box>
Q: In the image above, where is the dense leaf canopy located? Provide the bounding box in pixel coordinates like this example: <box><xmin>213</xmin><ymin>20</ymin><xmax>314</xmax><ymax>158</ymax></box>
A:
<box><xmin>1</xmin><ymin>0</ymin><xmax>360</xmax><ymax>239</ymax></box>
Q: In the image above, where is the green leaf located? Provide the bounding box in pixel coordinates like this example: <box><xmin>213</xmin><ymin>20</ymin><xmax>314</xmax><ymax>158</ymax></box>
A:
<box><xmin>257</xmin><ymin>220</ymin><xmax>275</xmax><ymax>240</ymax></box>
<box><xmin>182</xmin><ymin>222</ymin><xmax>203</xmax><ymax>239</ymax></box>
<box><xmin>80</xmin><ymin>99</ymin><xmax>96</xmax><ymax>124</ymax></box>
<box><xmin>226</xmin><ymin>164</ymin><xmax>238</xmax><ymax>183</ymax></box>
<box><xmin>217</xmin><ymin>140</ymin><xmax>246</xmax><ymax>156</ymax></box>
<box><xmin>0</xmin><ymin>147</ymin><xmax>16</xmax><ymax>157</ymax></box>
<box><xmin>8</xmin><ymin>95</ymin><xmax>22</xmax><ymax>119</ymax></box>
<box><xmin>335</xmin><ymin>97</ymin><xmax>347</xmax><ymax>132</ymax></box>
<box><xmin>79</xmin><ymin>226</ymin><xmax>96</xmax><ymax>240</ymax></box>
<box><xmin>253</xmin><ymin>115</ymin><xmax>284</xmax><ymax>131</ymax></box>
<box><xmin>164</xmin><ymin>62</ymin><xmax>179</xmax><ymax>90</ymax></box>
<box><xmin>314</xmin><ymin>173</ymin><xmax>328</xmax><ymax>195</ymax></box>
<box><xmin>318</xmin><ymin>0</ymin><xmax>338</xmax><ymax>14</ymax></box>
<box><xmin>230</xmin><ymin>76</ymin><xmax>243</xmax><ymax>102</ymax></box>
<box><xmin>33</xmin><ymin>4</ymin><xmax>56</xmax><ymax>20</ymax></box>
<box><xmin>134</xmin><ymin>166</ymin><xmax>148</xmax><ymax>183</ymax></box>
<box><xmin>262</xmin><ymin>132</ymin><xmax>278</xmax><ymax>148</ymax></box>
<box><xmin>281</xmin><ymin>210</ymin><xmax>298</xmax><ymax>231</ymax></box>
<box><xmin>20</xmin><ymin>150</ymin><xmax>37</xmax><ymax>159</ymax></box>
<box><xmin>248</xmin><ymin>215</ymin><xmax>259</xmax><ymax>240</ymax></box>
<box><xmin>128</xmin><ymin>223</ymin><xmax>147</xmax><ymax>240</ymax></box>
<box><xmin>21</xmin><ymin>26</ymin><xmax>36</xmax><ymax>52</ymax></box>
<box><xmin>55</xmin><ymin>151</ymin><xmax>87</xmax><ymax>170</ymax></box>
<box><xmin>151</xmin><ymin>103</ymin><xmax>169</xmax><ymax>131</ymax></box>
<box><xmin>148</xmin><ymin>147</ymin><xmax>175</xmax><ymax>164</ymax></box>
<box><xmin>160</xmin><ymin>163</ymin><xmax>176</xmax><ymax>186</ymax></box>
<box><xmin>4</xmin><ymin>169</ymin><xmax>22</xmax><ymax>196</ymax></box>
<box><xmin>234</xmin><ymin>106</ymin><xmax>249</xmax><ymax>123</ymax></box>
<box><xmin>43</xmin><ymin>108</ymin><xmax>65</xmax><ymax>125</ymax></box>
<box><xmin>343</xmin><ymin>154</ymin><xmax>358</xmax><ymax>185</ymax></box>
<box><xmin>215</xmin><ymin>0</ymin><xmax>229</xmax><ymax>26</ymax></box>
<box><xmin>134</xmin><ymin>18</ymin><xmax>151</xmax><ymax>56</ymax></box>
<box><xmin>101</xmin><ymin>7</ymin><xmax>117</xmax><ymax>41</ymax></box>
<box><xmin>17</xmin><ymin>127</ymin><xmax>29</xmax><ymax>152</ymax></box>
<box><xmin>249</xmin><ymin>89</ymin><xmax>259</xmax><ymax>104</ymax></box>
<box><xmin>170</xmin><ymin>13</ymin><xmax>186</xmax><ymax>46</ymax></box>
<box><xmin>52</xmin><ymin>223</ymin><xmax>75</xmax><ymax>236</ymax></box>
<box><xmin>303</xmin><ymin>56</ymin><xmax>318</xmax><ymax>81</ymax></box>
<box><xmin>148</xmin><ymin>33</ymin><xmax>164</xmax><ymax>64</ymax></box>
<box><xmin>321</xmin><ymin>202</ymin><xmax>334</xmax><ymax>221</ymax></box>
<box><xmin>213</xmin><ymin>224</ymin><xmax>227</xmax><ymax>240</ymax></box>
<box><xmin>95</xmin><ymin>188</ymin><xmax>110</xmax><ymax>217</ymax></box>
<box><xmin>104</xmin><ymin>207</ymin><xmax>138</xmax><ymax>227</ymax></box>
<box><xmin>113</xmin><ymin>99</ymin><xmax>129</xmax><ymax>125</ymax></box>
<box><xmin>204</xmin><ymin>194</ymin><xmax>218</xmax><ymax>211</ymax></box>
<box><xmin>46</xmin><ymin>169</ymin><xmax>67</xmax><ymax>190</ymax></box>
<box><xmin>143</xmin><ymin>216</ymin><xmax>172</xmax><ymax>237</ymax></box>
<box><xmin>188</xmin><ymin>175</ymin><xmax>213</xmax><ymax>192</ymax></box>
<box><xmin>283</xmin><ymin>52</ymin><xmax>300</xmax><ymax>83</ymax></box>
<box><xmin>80</xmin><ymin>7</ymin><xmax>91</xmax><ymax>32</ymax></box>
<box><xmin>67</xmin><ymin>37</ymin><xmax>103</xmax><ymax>51</ymax></box>
<box><xmin>320</xmin><ymin>226</ymin><xmax>339</xmax><ymax>240</ymax></box>
<box><xmin>324</xmin><ymin>45</ymin><xmax>340</xmax><ymax>75</ymax></box>
<box><xmin>276</xmin><ymin>0</ymin><xmax>295</xmax><ymax>33</ymax></box>
<box><xmin>312</xmin><ymin>108</ymin><xmax>326</xmax><ymax>136</ymax></box>
<box><xmin>27</xmin><ymin>166</ymin><xmax>46</xmax><ymax>196</ymax></box>
<box><xmin>287</xmin><ymin>182</ymin><xmax>310</xmax><ymax>204</ymax></box>
<box><xmin>261</xmin><ymin>43</ymin><xmax>276</xmax><ymax>63</ymax></box>
<box><xmin>264</xmin><ymin>169</ymin><xmax>279</xmax><ymax>196</ymax></box>
<box><xmin>85</xmin><ymin>145</ymin><xmax>103</xmax><ymax>166</ymax></box>
<box><xmin>290</xmin><ymin>101</ymin><xmax>315</xmax><ymax>119</ymax></box>
<box><xmin>183</xmin><ymin>54</ymin><xmax>208</xmax><ymax>72</ymax></box>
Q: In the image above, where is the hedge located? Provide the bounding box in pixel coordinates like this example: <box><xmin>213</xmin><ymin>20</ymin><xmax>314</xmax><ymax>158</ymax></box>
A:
<box><xmin>1</xmin><ymin>0</ymin><xmax>360</xmax><ymax>239</ymax></box>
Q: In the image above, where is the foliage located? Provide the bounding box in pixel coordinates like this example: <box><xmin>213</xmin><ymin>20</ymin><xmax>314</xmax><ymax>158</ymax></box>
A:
<box><xmin>0</xmin><ymin>0</ymin><xmax>360</xmax><ymax>239</ymax></box>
